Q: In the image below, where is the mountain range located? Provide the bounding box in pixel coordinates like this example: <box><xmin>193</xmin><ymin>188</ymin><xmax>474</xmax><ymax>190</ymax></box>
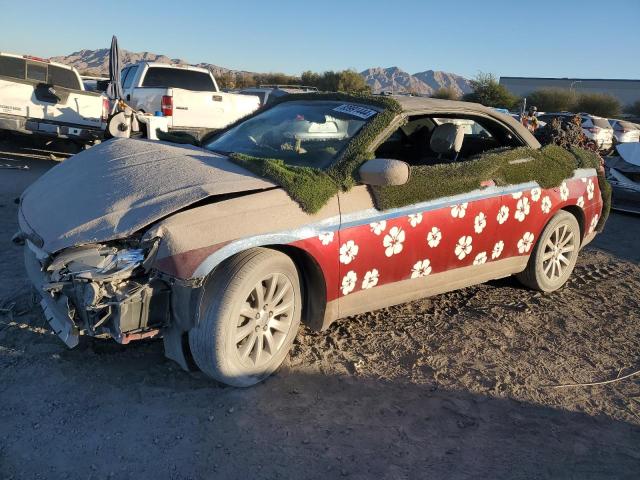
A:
<box><xmin>49</xmin><ymin>49</ymin><xmax>472</xmax><ymax>95</ymax></box>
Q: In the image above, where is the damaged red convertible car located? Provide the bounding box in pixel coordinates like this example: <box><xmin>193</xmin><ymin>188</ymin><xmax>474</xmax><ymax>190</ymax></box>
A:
<box><xmin>15</xmin><ymin>94</ymin><xmax>606</xmax><ymax>386</ymax></box>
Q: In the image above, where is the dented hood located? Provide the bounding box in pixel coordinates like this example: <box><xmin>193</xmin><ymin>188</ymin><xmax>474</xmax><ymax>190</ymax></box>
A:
<box><xmin>19</xmin><ymin>138</ymin><xmax>276</xmax><ymax>253</ymax></box>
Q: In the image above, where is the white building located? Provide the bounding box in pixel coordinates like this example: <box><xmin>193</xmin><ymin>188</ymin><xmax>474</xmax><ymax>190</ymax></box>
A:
<box><xmin>500</xmin><ymin>77</ymin><xmax>640</xmax><ymax>107</ymax></box>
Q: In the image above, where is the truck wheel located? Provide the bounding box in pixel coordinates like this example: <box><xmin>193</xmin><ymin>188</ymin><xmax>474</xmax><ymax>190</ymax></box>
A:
<box><xmin>516</xmin><ymin>210</ymin><xmax>580</xmax><ymax>292</ymax></box>
<box><xmin>189</xmin><ymin>248</ymin><xmax>302</xmax><ymax>387</ymax></box>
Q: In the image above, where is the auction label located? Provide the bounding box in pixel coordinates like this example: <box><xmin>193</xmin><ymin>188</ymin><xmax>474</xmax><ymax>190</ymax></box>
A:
<box><xmin>333</xmin><ymin>104</ymin><xmax>377</xmax><ymax>119</ymax></box>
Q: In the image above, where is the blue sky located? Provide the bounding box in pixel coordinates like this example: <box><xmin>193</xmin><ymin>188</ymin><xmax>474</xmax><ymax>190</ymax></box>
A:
<box><xmin>1</xmin><ymin>0</ymin><xmax>638</xmax><ymax>79</ymax></box>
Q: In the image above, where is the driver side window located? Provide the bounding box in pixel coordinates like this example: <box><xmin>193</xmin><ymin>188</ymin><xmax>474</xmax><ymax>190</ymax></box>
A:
<box><xmin>375</xmin><ymin>115</ymin><xmax>516</xmax><ymax>166</ymax></box>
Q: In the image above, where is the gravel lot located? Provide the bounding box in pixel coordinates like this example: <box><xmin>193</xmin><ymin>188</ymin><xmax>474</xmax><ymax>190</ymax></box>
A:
<box><xmin>1</xmin><ymin>137</ymin><xmax>639</xmax><ymax>479</ymax></box>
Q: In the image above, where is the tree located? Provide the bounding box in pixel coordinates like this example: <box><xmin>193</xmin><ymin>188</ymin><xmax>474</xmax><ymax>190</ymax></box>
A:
<box><xmin>573</xmin><ymin>93</ymin><xmax>621</xmax><ymax>118</ymax></box>
<box><xmin>300</xmin><ymin>69</ymin><xmax>370</xmax><ymax>93</ymax></box>
<box><xmin>462</xmin><ymin>72</ymin><xmax>517</xmax><ymax>109</ymax></box>
<box><xmin>527</xmin><ymin>88</ymin><xmax>575</xmax><ymax>112</ymax></box>
<box><xmin>431</xmin><ymin>87</ymin><xmax>460</xmax><ymax>100</ymax></box>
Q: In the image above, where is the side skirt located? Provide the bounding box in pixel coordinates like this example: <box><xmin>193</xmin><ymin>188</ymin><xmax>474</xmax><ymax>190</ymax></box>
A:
<box><xmin>320</xmin><ymin>256</ymin><xmax>529</xmax><ymax>329</ymax></box>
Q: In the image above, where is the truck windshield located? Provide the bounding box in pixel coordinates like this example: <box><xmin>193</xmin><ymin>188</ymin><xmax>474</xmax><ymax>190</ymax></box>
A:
<box><xmin>204</xmin><ymin>101</ymin><xmax>377</xmax><ymax>169</ymax></box>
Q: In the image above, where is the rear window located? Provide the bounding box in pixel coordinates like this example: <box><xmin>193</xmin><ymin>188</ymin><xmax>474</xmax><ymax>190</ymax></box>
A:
<box><xmin>0</xmin><ymin>56</ymin><xmax>81</xmax><ymax>89</ymax></box>
<box><xmin>0</xmin><ymin>55</ymin><xmax>26</xmax><ymax>79</ymax></box>
<box><xmin>141</xmin><ymin>67</ymin><xmax>215</xmax><ymax>91</ymax></box>
<box><xmin>26</xmin><ymin>62</ymin><xmax>47</xmax><ymax>82</ymax></box>
<box><xmin>47</xmin><ymin>65</ymin><xmax>81</xmax><ymax>90</ymax></box>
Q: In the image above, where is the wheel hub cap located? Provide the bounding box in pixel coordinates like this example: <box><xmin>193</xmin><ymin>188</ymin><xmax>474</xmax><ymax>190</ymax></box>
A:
<box><xmin>234</xmin><ymin>273</ymin><xmax>295</xmax><ymax>368</ymax></box>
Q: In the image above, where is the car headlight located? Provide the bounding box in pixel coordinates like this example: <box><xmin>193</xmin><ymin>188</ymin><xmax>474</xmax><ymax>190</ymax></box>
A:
<box><xmin>77</xmin><ymin>248</ymin><xmax>146</xmax><ymax>280</ymax></box>
<box><xmin>46</xmin><ymin>241</ymin><xmax>157</xmax><ymax>283</ymax></box>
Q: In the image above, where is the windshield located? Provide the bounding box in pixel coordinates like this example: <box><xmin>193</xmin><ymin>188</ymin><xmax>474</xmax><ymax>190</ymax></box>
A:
<box><xmin>205</xmin><ymin>101</ymin><xmax>377</xmax><ymax>169</ymax></box>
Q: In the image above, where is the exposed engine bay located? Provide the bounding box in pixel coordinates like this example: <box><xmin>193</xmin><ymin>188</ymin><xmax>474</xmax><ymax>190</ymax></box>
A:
<box><xmin>21</xmin><ymin>236</ymin><xmax>170</xmax><ymax>347</ymax></box>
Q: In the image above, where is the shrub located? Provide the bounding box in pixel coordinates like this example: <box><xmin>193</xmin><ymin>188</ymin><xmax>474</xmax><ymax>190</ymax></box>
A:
<box><xmin>462</xmin><ymin>72</ymin><xmax>517</xmax><ymax>109</ymax></box>
<box><xmin>573</xmin><ymin>93</ymin><xmax>621</xmax><ymax>118</ymax></box>
<box><xmin>302</xmin><ymin>69</ymin><xmax>371</xmax><ymax>93</ymax></box>
<box><xmin>431</xmin><ymin>87</ymin><xmax>460</xmax><ymax>100</ymax></box>
<box><xmin>534</xmin><ymin>115</ymin><xmax>597</xmax><ymax>152</ymax></box>
<box><xmin>527</xmin><ymin>88</ymin><xmax>576</xmax><ymax>112</ymax></box>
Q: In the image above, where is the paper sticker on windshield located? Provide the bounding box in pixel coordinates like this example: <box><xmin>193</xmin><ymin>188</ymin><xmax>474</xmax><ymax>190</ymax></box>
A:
<box><xmin>332</xmin><ymin>104</ymin><xmax>377</xmax><ymax>119</ymax></box>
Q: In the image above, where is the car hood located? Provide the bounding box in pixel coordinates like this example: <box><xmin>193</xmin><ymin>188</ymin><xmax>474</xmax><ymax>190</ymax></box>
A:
<box><xmin>19</xmin><ymin>138</ymin><xmax>276</xmax><ymax>253</ymax></box>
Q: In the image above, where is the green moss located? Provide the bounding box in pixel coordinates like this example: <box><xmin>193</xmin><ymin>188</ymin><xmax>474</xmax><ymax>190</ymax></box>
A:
<box><xmin>225</xmin><ymin>93</ymin><xmax>402</xmax><ymax>213</ymax></box>
<box><xmin>371</xmin><ymin>145</ymin><xmax>605</xmax><ymax>214</ymax></box>
<box><xmin>568</xmin><ymin>147</ymin><xmax>611</xmax><ymax>232</ymax></box>
<box><xmin>230</xmin><ymin>153</ymin><xmax>338</xmax><ymax>213</ymax></box>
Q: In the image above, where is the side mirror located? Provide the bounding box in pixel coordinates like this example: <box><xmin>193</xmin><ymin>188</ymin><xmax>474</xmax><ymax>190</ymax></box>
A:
<box><xmin>358</xmin><ymin>159</ymin><xmax>410</xmax><ymax>186</ymax></box>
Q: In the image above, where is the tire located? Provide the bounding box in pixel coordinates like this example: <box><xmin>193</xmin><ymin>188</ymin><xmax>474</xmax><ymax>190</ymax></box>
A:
<box><xmin>188</xmin><ymin>248</ymin><xmax>302</xmax><ymax>387</ymax></box>
<box><xmin>516</xmin><ymin>210</ymin><xmax>581</xmax><ymax>292</ymax></box>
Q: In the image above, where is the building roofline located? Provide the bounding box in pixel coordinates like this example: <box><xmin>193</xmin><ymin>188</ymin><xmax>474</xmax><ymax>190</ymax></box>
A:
<box><xmin>500</xmin><ymin>76</ymin><xmax>640</xmax><ymax>83</ymax></box>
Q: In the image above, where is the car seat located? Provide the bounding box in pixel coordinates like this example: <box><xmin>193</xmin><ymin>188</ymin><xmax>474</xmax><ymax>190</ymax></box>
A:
<box><xmin>429</xmin><ymin>123</ymin><xmax>464</xmax><ymax>163</ymax></box>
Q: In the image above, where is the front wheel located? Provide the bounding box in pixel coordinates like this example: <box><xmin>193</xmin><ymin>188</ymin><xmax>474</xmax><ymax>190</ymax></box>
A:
<box><xmin>189</xmin><ymin>248</ymin><xmax>302</xmax><ymax>387</ymax></box>
<box><xmin>516</xmin><ymin>210</ymin><xmax>581</xmax><ymax>292</ymax></box>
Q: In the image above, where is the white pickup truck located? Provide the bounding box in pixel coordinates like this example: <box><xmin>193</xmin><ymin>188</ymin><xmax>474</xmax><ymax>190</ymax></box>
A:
<box><xmin>0</xmin><ymin>52</ymin><xmax>109</xmax><ymax>143</ymax></box>
<box><xmin>120</xmin><ymin>62</ymin><xmax>260</xmax><ymax>138</ymax></box>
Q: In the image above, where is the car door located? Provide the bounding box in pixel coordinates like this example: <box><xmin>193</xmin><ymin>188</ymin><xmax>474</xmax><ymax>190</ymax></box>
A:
<box><xmin>335</xmin><ymin>178</ymin><xmax>501</xmax><ymax>319</ymax></box>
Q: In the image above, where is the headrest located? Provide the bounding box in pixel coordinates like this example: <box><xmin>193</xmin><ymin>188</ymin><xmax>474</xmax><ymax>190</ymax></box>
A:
<box><xmin>430</xmin><ymin>123</ymin><xmax>464</xmax><ymax>154</ymax></box>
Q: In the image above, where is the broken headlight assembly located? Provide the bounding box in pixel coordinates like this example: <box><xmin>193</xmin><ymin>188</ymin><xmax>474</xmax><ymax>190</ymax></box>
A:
<box><xmin>41</xmin><ymin>238</ymin><xmax>170</xmax><ymax>343</ymax></box>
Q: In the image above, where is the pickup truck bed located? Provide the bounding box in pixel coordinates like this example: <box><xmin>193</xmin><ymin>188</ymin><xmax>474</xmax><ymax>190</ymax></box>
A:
<box><xmin>0</xmin><ymin>53</ymin><xmax>108</xmax><ymax>142</ymax></box>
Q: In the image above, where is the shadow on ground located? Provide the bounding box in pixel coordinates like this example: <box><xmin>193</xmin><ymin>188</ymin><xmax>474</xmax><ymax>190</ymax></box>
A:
<box><xmin>1</xmin><ymin>323</ymin><xmax>639</xmax><ymax>480</ymax></box>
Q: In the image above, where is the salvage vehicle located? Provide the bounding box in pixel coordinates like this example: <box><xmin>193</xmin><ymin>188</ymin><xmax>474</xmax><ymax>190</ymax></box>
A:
<box><xmin>608</xmin><ymin>119</ymin><xmax>640</xmax><ymax>144</ymax></box>
<box><xmin>0</xmin><ymin>52</ymin><xmax>110</xmax><ymax>143</ymax></box>
<box><xmin>120</xmin><ymin>62</ymin><xmax>260</xmax><ymax>139</ymax></box>
<box><xmin>605</xmin><ymin>142</ymin><xmax>640</xmax><ymax>214</ymax></box>
<box><xmin>15</xmin><ymin>94</ymin><xmax>608</xmax><ymax>386</ymax></box>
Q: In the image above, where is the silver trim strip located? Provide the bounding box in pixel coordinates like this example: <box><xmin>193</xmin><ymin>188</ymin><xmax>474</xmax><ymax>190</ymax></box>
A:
<box><xmin>191</xmin><ymin>168</ymin><xmax>598</xmax><ymax>279</ymax></box>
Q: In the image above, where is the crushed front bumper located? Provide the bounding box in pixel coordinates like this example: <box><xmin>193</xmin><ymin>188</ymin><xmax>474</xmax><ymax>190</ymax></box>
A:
<box><xmin>24</xmin><ymin>246</ymin><xmax>80</xmax><ymax>347</ymax></box>
<box><xmin>23</xmin><ymin>245</ymin><xmax>170</xmax><ymax>348</ymax></box>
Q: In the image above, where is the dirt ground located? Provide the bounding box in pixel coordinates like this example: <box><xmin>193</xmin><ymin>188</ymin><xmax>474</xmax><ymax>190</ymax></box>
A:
<box><xmin>1</xmin><ymin>137</ymin><xmax>640</xmax><ymax>479</ymax></box>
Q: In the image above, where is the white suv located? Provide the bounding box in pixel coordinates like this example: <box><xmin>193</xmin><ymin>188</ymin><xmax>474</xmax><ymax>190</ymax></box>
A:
<box><xmin>608</xmin><ymin>119</ymin><xmax>640</xmax><ymax>143</ymax></box>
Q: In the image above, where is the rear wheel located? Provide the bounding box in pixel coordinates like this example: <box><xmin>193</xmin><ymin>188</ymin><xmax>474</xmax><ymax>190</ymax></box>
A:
<box><xmin>188</xmin><ymin>248</ymin><xmax>301</xmax><ymax>387</ymax></box>
<box><xmin>516</xmin><ymin>211</ymin><xmax>581</xmax><ymax>292</ymax></box>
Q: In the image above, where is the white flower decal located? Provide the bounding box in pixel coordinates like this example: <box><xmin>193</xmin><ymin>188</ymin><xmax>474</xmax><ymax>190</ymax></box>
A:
<box><xmin>361</xmin><ymin>269</ymin><xmax>379</xmax><ymax>290</ymax></box>
<box><xmin>408</xmin><ymin>213</ymin><xmax>423</xmax><ymax>227</ymax></box>
<box><xmin>411</xmin><ymin>259</ymin><xmax>432</xmax><ymax>278</ymax></box>
<box><xmin>454</xmin><ymin>235</ymin><xmax>473</xmax><ymax>260</ymax></box>
<box><xmin>370</xmin><ymin>220</ymin><xmax>387</xmax><ymax>235</ymax></box>
<box><xmin>473</xmin><ymin>251</ymin><xmax>487</xmax><ymax>265</ymax></box>
<box><xmin>517</xmin><ymin>232</ymin><xmax>535</xmax><ymax>254</ymax></box>
<box><xmin>589</xmin><ymin>214</ymin><xmax>599</xmax><ymax>233</ymax></box>
<box><xmin>530</xmin><ymin>187</ymin><xmax>542</xmax><ymax>202</ymax></box>
<box><xmin>339</xmin><ymin>240</ymin><xmax>359</xmax><ymax>265</ymax></box>
<box><xmin>474</xmin><ymin>212</ymin><xmax>487</xmax><ymax>234</ymax></box>
<box><xmin>427</xmin><ymin>227</ymin><xmax>442</xmax><ymax>248</ymax></box>
<box><xmin>586</xmin><ymin>178</ymin><xmax>595</xmax><ymax>200</ymax></box>
<box><xmin>497</xmin><ymin>205</ymin><xmax>509</xmax><ymax>224</ymax></box>
<box><xmin>451</xmin><ymin>202</ymin><xmax>468</xmax><ymax>219</ymax></box>
<box><xmin>514</xmin><ymin>197</ymin><xmax>531</xmax><ymax>222</ymax></box>
<box><xmin>581</xmin><ymin>177</ymin><xmax>587</xmax><ymax>183</ymax></box>
<box><xmin>576</xmin><ymin>196</ymin><xmax>584</xmax><ymax>208</ymax></box>
<box><xmin>341</xmin><ymin>271</ymin><xmax>357</xmax><ymax>295</ymax></box>
<box><xmin>492</xmin><ymin>240</ymin><xmax>504</xmax><ymax>259</ymax></box>
<box><xmin>318</xmin><ymin>231</ymin><xmax>334</xmax><ymax>245</ymax></box>
<box><xmin>541</xmin><ymin>196</ymin><xmax>552</xmax><ymax>214</ymax></box>
<box><xmin>383</xmin><ymin>226</ymin><xmax>406</xmax><ymax>257</ymax></box>
<box><xmin>512</xmin><ymin>191</ymin><xmax>523</xmax><ymax>199</ymax></box>
<box><xmin>560</xmin><ymin>181</ymin><xmax>569</xmax><ymax>201</ymax></box>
